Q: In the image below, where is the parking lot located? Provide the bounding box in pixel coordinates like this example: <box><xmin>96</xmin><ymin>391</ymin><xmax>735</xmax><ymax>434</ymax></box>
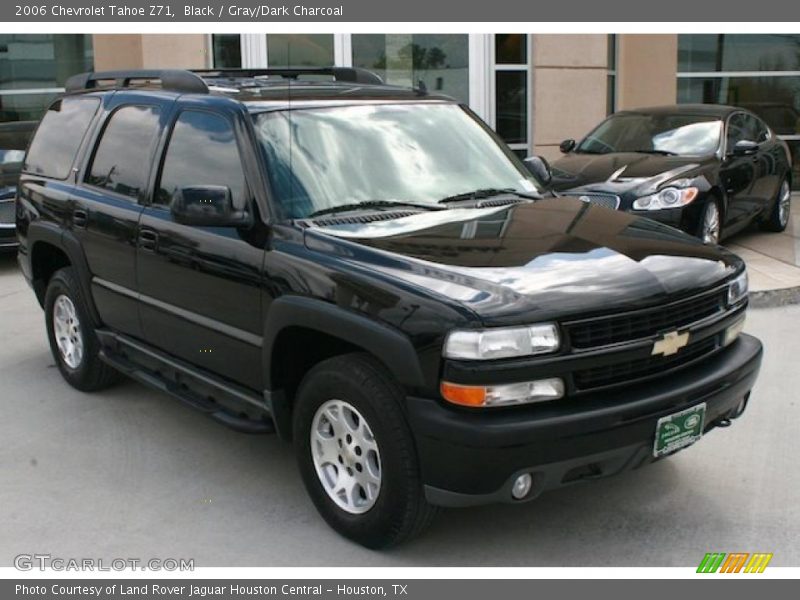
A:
<box><xmin>1</xmin><ymin>244</ymin><xmax>799</xmax><ymax>568</ymax></box>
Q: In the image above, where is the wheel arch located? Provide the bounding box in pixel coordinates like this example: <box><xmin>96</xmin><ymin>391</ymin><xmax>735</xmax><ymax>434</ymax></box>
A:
<box><xmin>28</xmin><ymin>222</ymin><xmax>101</xmax><ymax>326</ymax></box>
<box><xmin>263</xmin><ymin>296</ymin><xmax>426</xmax><ymax>440</ymax></box>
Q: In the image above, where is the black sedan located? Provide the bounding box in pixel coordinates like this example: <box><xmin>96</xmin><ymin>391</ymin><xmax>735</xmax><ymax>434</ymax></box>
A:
<box><xmin>550</xmin><ymin>105</ymin><xmax>793</xmax><ymax>243</ymax></box>
<box><xmin>0</xmin><ymin>121</ymin><xmax>36</xmax><ymax>252</ymax></box>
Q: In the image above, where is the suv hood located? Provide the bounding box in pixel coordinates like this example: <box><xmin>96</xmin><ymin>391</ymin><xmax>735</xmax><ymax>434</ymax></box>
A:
<box><xmin>551</xmin><ymin>152</ymin><xmax>714</xmax><ymax>196</ymax></box>
<box><xmin>303</xmin><ymin>198</ymin><xmax>742</xmax><ymax>326</ymax></box>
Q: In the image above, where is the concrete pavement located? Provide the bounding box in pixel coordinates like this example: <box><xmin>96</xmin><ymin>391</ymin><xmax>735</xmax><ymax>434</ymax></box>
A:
<box><xmin>1</xmin><ymin>252</ymin><xmax>799</xmax><ymax>567</ymax></box>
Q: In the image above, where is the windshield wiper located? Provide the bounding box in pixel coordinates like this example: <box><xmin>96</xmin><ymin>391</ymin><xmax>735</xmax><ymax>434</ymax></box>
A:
<box><xmin>437</xmin><ymin>188</ymin><xmax>541</xmax><ymax>205</ymax></box>
<box><xmin>631</xmin><ymin>149</ymin><xmax>678</xmax><ymax>156</ymax></box>
<box><xmin>307</xmin><ymin>200</ymin><xmax>442</xmax><ymax>219</ymax></box>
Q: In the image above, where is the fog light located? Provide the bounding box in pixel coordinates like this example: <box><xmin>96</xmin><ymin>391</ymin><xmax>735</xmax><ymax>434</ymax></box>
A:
<box><xmin>511</xmin><ymin>473</ymin><xmax>533</xmax><ymax>500</ymax></box>
<box><xmin>723</xmin><ymin>317</ymin><xmax>745</xmax><ymax>347</ymax></box>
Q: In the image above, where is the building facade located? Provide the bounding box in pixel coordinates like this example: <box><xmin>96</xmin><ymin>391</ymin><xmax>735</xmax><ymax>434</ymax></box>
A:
<box><xmin>1</xmin><ymin>33</ymin><xmax>798</xmax><ymax>186</ymax></box>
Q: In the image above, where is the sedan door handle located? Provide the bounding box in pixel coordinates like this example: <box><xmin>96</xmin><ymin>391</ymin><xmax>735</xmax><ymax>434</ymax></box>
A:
<box><xmin>72</xmin><ymin>209</ymin><xmax>88</xmax><ymax>229</ymax></box>
<box><xmin>138</xmin><ymin>229</ymin><xmax>159</xmax><ymax>251</ymax></box>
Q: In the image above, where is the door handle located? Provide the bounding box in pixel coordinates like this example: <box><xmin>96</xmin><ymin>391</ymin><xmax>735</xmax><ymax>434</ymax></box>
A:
<box><xmin>72</xmin><ymin>209</ymin><xmax>88</xmax><ymax>229</ymax></box>
<box><xmin>138</xmin><ymin>228</ymin><xmax>159</xmax><ymax>251</ymax></box>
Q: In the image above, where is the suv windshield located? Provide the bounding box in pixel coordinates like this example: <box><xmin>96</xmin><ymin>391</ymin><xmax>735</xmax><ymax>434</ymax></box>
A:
<box><xmin>577</xmin><ymin>113</ymin><xmax>722</xmax><ymax>157</ymax></box>
<box><xmin>252</xmin><ymin>103</ymin><xmax>541</xmax><ymax>219</ymax></box>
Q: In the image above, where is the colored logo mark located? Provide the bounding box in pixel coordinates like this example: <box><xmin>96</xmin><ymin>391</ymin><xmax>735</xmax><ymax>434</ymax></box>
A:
<box><xmin>697</xmin><ymin>552</ymin><xmax>773</xmax><ymax>573</ymax></box>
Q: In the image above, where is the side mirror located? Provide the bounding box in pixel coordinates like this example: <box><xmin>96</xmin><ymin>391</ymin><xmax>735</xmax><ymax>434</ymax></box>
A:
<box><xmin>559</xmin><ymin>139</ymin><xmax>577</xmax><ymax>154</ymax></box>
<box><xmin>523</xmin><ymin>155</ymin><xmax>553</xmax><ymax>187</ymax></box>
<box><xmin>171</xmin><ymin>186</ymin><xmax>251</xmax><ymax>227</ymax></box>
<box><xmin>731</xmin><ymin>140</ymin><xmax>759</xmax><ymax>157</ymax></box>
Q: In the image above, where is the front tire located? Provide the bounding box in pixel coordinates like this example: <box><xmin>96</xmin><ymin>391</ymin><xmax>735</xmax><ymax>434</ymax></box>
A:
<box><xmin>44</xmin><ymin>267</ymin><xmax>119</xmax><ymax>392</ymax></box>
<box><xmin>697</xmin><ymin>198</ymin><xmax>722</xmax><ymax>244</ymax></box>
<box><xmin>761</xmin><ymin>178</ymin><xmax>791</xmax><ymax>232</ymax></box>
<box><xmin>293</xmin><ymin>353</ymin><xmax>437</xmax><ymax>548</ymax></box>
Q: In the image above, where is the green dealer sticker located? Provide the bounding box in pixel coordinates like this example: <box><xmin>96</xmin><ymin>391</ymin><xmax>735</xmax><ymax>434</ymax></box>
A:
<box><xmin>654</xmin><ymin>402</ymin><xmax>706</xmax><ymax>457</ymax></box>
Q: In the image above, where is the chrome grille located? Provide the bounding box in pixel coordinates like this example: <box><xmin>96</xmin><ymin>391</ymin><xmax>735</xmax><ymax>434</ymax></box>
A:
<box><xmin>0</xmin><ymin>199</ymin><xmax>15</xmax><ymax>225</ymax></box>
<box><xmin>577</xmin><ymin>193</ymin><xmax>620</xmax><ymax>210</ymax></box>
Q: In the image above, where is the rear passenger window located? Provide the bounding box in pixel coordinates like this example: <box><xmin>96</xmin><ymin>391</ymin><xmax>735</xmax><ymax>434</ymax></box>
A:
<box><xmin>24</xmin><ymin>96</ymin><xmax>99</xmax><ymax>179</ymax></box>
<box><xmin>86</xmin><ymin>105</ymin><xmax>161</xmax><ymax>200</ymax></box>
<box><xmin>156</xmin><ymin>110</ymin><xmax>247</xmax><ymax>210</ymax></box>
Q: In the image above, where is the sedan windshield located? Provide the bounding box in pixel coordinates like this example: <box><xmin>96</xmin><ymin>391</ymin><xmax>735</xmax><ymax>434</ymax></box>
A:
<box><xmin>252</xmin><ymin>103</ymin><xmax>541</xmax><ymax>219</ymax></box>
<box><xmin>577</xmin><ymin>113</ymin><xmax>722</xmax><ymax>157</ymax></box>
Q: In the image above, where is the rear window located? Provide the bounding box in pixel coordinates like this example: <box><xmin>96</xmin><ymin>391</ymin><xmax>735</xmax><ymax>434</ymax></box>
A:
<box><xmin>24</xmin><ymin>96</ymin><xmax>100</xmax><ymax>179</ymax></box>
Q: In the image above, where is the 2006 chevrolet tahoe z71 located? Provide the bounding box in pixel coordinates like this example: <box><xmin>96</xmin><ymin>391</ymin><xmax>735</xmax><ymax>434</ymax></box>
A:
<box><xmin>16</xmin><ymin>68</ymin><xmax>762</xmax><ymax>548</ymax></box>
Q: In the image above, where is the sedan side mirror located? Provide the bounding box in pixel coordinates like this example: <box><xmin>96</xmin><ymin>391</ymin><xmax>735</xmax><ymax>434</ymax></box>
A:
<box><xmin>731</xmin><ymin>140</ymin><xmax>759</xmax><ymax>157</ymax></box>
<box><xmin>559</xmin><ymin>139</ymin><xmax>577</xmax><ymax>154</ymax></box>
<box><xmin>523</xmin><ymin>155</ymin><xmax>553</xmax><ymax>187</ymax></box>
<box><xmin>171</xmin><ymin>186</ymin><xmax>252</xmax><ymax>227</ymax></box>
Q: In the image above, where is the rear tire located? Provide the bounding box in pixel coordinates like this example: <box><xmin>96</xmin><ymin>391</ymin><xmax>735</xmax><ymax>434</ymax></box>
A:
<box><xmin>760</xmin><ymin>178</ymin><xmax>791</xmax><ymax>232</ymax></box>
<box><xmin>44</xmin><ymin>267</ymin><xmax>119</xmax><ymax>392</ymax></box>
<box><xmin>293</xmin><ymin>353</ymin><xmax>437</xmax><ymax>548</ymax></box>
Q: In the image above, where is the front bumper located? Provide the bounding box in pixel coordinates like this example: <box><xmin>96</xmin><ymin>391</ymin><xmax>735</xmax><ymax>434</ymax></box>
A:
<box><xmin>406</xmin><ymin>334</ymin><xmax>762</xmax><ymax>507</ymax></box>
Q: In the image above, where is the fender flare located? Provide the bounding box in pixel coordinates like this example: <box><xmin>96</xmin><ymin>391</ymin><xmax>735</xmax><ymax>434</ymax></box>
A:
<box><xmin>27</xmin><ymin>221</ymin><xmax>102</xmax><ymax>326</ymax></box>
<box><xmin>262</xmin><ymin>295</ymin><xmax>426</xmax><ymax>391</ymax></box>
<box><xmin>262</xmin><ymin>296</ymin><xmax>427</xmax><ymax>440</ymax></box>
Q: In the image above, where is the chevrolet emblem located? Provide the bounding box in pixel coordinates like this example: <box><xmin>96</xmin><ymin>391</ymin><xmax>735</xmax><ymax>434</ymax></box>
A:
<box><xmin>652</xmin><ymin>330</ymin><xmax>690</xmax><ymax>356</ymax></box>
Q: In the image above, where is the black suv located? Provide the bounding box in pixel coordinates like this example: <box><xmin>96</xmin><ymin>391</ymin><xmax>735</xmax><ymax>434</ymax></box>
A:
<box><xmin>17</xmin><ymin>68</ymin><xmax>762</xmax><ymax>548</ymax></box>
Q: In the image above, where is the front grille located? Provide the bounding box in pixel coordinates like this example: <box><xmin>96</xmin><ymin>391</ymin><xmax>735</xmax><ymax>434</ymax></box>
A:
<box><xmin>565</xmin><ymin>290</ymin><xmax>726</xmax><ymax>349</ymax></box>
<box><xmin>574</xmin><ymin>336</ymin><xmax>719</xmax><ymax>390</ymax></box>
<box><xmin>577</xmin><ymin>193</ymin><xmax>620</xmax><ymax>210</ymax></box>
<box><xmin>0</xmin><ymin>199</ymin><xmax>15</xmax><ymax>225</ymax></box>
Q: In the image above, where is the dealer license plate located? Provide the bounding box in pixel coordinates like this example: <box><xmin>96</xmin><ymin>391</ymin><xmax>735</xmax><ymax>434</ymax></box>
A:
<box><xmin>653</xmin><ymin>402</ymin><xmax>706</xmax><ymax>457</ymax></box>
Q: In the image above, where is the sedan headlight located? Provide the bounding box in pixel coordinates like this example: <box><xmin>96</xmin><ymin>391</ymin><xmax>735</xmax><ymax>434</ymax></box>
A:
<box><xmin>728</xmin><ymin>271</ymin><xmax>748</xmax><ymax>306</ymax></box>
<box><xmin>443</xmin><ymin>323</ymin><xmax>560</xmax><ymax>360</ymax></box>
<box><xmin>633</xmin><ymin>187</ymin><xmax>699</xmax><ymax>210</ymax></box>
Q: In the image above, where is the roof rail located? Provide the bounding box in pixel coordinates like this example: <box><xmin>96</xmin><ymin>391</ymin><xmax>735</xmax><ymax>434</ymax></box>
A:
<box><xmin>193</xmin><ymin>67</ymin><xmax>384</xmax><ymax>86</ymax></box>
<box><xmin>65</xmin><ymin>69</ymin><xmax>209</xmax><ymax>94</ymax></box>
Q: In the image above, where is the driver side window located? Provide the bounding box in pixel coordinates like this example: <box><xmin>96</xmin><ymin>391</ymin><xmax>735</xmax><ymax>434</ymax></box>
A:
<box><xmin>726</xmin><ymin>113</ymin><xmax>750</xmax><ymax>150</ymax></box>
<box><xmin>156</xmin><ymin>110</ymin><xmax>248</xmax><ymax>211</ymax></box>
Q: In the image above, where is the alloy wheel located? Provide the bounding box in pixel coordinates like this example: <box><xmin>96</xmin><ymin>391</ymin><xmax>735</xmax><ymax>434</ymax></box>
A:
<box><xmin>779</xmin><ymin>180</ymin><xmax>791</xmax><ymax>228</ymax></box>
<box><xmin>310</xmin><ymin>399</ymin><xmax>382</xmax><ymax>514</ymax></box>
<box><xmin>702</xmin><ymin>202</ymin><xmax>720</xmax><ymax>244</ymax></box>
<box><xmin>53</xmin><ymin>294</ymin><xmax>83</xmax><ymax>369</ymax></box>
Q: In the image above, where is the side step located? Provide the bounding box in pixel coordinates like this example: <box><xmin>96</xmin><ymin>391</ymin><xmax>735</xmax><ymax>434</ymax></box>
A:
<box><xmin>96</xmin><ymin>330</ymin><xmax>275</xmax><ymax>434</ymax></box>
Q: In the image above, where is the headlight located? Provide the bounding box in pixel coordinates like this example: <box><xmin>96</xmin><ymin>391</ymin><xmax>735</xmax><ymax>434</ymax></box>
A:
<box><xmin>728</xmin><ymin>271</ymin><xmax>748</xmax><ymax>306</ymax></box>
<box><xmin>443</xmin><ymin>323</ymin><xmax>560</xmax><ymax>360</ymax></box>
<box><xmin>633</xmin><ymin>187</ymin><xmax>699</xmax><ymax>210</ymax></box>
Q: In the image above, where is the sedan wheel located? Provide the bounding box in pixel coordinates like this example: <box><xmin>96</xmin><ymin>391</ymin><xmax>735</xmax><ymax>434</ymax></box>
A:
<box><xmin>701</xmin><ymin>201</ymin><xmax>721</xmax><ymax>244</ymax></box>
<box><xmin>778</xmin><ymin>180</ymin><xmax>791</xmax><ymax>228</ymax></box>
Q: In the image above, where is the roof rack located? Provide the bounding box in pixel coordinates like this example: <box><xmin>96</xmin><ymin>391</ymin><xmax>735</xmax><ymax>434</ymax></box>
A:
<box><xmin>65</xmin><ymin>69</ymin><xmax>209</xmax><ymax>94</ymax></box>
<box><xmin>64</xmin><ymin>66</ymin><xmax>386</xmax><ymax>96</ymax></box>
<box><xmin>193</xmin><ymin>67</ymin><xmax>384</xmax><ymax>86</ymax></box>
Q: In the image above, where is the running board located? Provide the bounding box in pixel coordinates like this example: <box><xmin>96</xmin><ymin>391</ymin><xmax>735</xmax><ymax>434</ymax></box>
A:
<box><xmin>96</xmin><ymin>330</ymin><xmax>275</xmax><ymax>434</ymax></box>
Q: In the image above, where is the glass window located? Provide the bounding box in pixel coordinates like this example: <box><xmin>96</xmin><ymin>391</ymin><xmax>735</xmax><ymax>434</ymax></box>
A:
<box><xmin>495</xmin><ymin>34</ymin><xmax>527</xmax><ymax>65</ymax></box>
<box><xmin>212</xmin><ymin>34</ymin><xmax>241</xmax><ymax>68</ymax></box>
<box><xmin>0</xmin><ymin>34</ymin><xmax>93</xmax><ymax>91</ymax></box>
<box><xmin>267</xmin><ymin>35</ymin><xmax>334</xmax><ymax>67</ymax></box>
<box><xmin>578</xmin><ymin>112</ymin><xmax>722</xmax><ymax>156</ymax></box>
<box><xmin>495</xmin><ymin>71</ymin><xmax>527</xmax><ymax>145</ymax></box>
<box><xmin>678</xmin><ymin>34</ymin><xmax>800</xmax><ymax>73</ymax></box>
<box><xmin>677</xmin><ymin>76</ymin><xmax>800</xmax><ymax>137</ymax></box>
<box><xmin>607</xmin><ymin>35</ymin><xmax>617</xmax><ymax>115</ymax></box>
<box><xmin>157</xmin><ymin>111</ymin><xmax>247</xmax><ymax>210</ymax></box>
<box><xmin>24</xmin><ymin>96</ymin><xmax>99</xmax><ymax>179</ymax></box>
<box><xmin>726</xmin><ymin>113</ymin><xmax>752</xmax><ymax>149</ymax></box>
<box><xmin>253</xmin><ymin>104</ymin><xmax>540</xmax><ymax>219</ymax></box>
<box><xmin>352</xmin><ymin>35</ymin><xmax>469</xmax><ymax>104</ymax></box>
<box><xmin>86</xmin><ymin>105</ymin><xmax>161</xmax><ymax>200</ymax></box>
<box><xmin>786</xmin><ymin>140</ymin><xmax>800</xmax><ymax>189</ymax></box>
